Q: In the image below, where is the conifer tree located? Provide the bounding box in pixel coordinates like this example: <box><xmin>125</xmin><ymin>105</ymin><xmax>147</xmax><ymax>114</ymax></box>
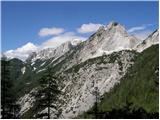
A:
<box><xmin>87</xmin><ymin>80</ymin><xmax>105</xmax><ymax>119</ymax></box>
<box><xmin>35</xmin><ymin>67</ymin><xmax>61</xmax><ymax>119</ymax></box>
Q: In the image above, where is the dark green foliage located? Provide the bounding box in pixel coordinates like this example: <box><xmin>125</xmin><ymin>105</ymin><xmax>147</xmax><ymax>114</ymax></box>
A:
<box><xmin>78</xmin><ymin>101</ymin><xmax>158</xmax><ymax>119</ymax></box>
<box><xmin>9</xmin><ymin>58</ymin><xmax>24</xmax><ymax>83</ymax></box>
<box><xmin>97</xmin><ymin>101</ymin><xmax>158</xmax><ymax>119</ymax></box>
<box><xmin>1</xmin><ymin>56</ymin><xmax>20</xmax><ymax>118</ymax></box>
<box><xmin>14</xmin><ymin>64</ymin><xmax>38</xmax><ymax>98</ymax></box>
<box><xmin>78</xmin><ymin>45</ymin><xmax>159</xmax><ymax>119</ymax></box>
<box><xmin>1</xmin><ymin>58</ymin><xmax>36</xmax><ymax>99</ymax></box>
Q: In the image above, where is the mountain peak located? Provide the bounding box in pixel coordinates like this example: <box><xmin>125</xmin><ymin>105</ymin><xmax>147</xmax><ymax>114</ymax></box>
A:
<box><xmin>107</xmin><ymin>21</ymin><xmax>119</xmax><ymax>26</ymax></box>
<box><xmin>95</xmin><ymin>21</ymin><xmax>124</xmax><ymax>32</ymax></box>
<box><xmin>79</xmin><ymin>21</ymin><xmax>140</xmax><ymax>62</ymax></box>
<box><xmin>105</xmin><ymin>21</ymin><xmax>126</xmax><ymax>34</ymax></box>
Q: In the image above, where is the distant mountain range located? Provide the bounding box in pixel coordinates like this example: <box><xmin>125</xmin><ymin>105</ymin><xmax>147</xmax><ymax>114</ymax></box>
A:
<box><xmin>3</xmin><ymin>22</ymin><xmax>159</xmax><ymax>118</ymax></box>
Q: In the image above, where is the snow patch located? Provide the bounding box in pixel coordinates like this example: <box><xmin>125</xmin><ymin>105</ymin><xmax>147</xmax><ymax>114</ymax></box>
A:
<box><xmin>31</xmin><ymin>62</ymin><xmax>35</xmax><ymax>66</ymax></box>
<box><xmin>21</xmin><ymin>67</ymin><xmax>26</xmax><ymax>74</ymax></box>
<box><xmin>33</xmin><ymin>67</ymin><xmax>36</xmax><ymax>71</ymax></box>
<box><xmin>40</xmin><ymin>61</ymin><xmax>46</xmax><ymax>67</ymax></box>
<box><xmin>37</xmin><ymin>68</ymin><xmax>46</xmax><ymax>73</ymax></box>
<box><xmin>90</xmin><ymin>47</ymin><xmax>132</xmax><ymax>59</ymax></box>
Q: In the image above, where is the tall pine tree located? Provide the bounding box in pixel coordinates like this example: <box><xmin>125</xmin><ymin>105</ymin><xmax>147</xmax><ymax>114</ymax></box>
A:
<box><xmin>34</xmin><ymin>67</ymin><xmax>61</xmax><ymax>119</ymax></box>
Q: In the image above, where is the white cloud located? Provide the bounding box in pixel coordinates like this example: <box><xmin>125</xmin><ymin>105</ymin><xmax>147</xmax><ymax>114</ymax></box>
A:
<box><xmin>39</xmin><ymin>27</ymin><xmax>64</xmax><ymax>37</ymax></box>
<box><xmin>4</xmin><ymin>42</ymin><xmax>38</xmax><ymax>61</ymax></box>
<box><xmin>132</xmin><ymin>30</ymin><xmax>153</xmax><ymax>40</ymax></box>
<box><xmin>127</xmin><ymin>24</ymin><xmax>152</xmax><ymax>33</ymax></box>
<box><xmin>127</xmin><ymin>26</ymin><xmax>146</xmax><ymax>33</ymax></box>
<box><xmin>77</xmin><ymin>23</ymin><xmax>103</xmax><ymax>33</ymax></box>
<box><xmin>41</xmin><ymin>32</ymin><xmax>87</xmax><ymax>49</ymax></box>
<box><xmin>127</xmin><ymin>24</ymin><xmax>153</xmax><ymax>40</ymax></box>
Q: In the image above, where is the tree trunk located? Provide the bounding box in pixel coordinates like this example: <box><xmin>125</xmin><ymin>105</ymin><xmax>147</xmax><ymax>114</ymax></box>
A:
<box><xmin>48</xmin><ymin>79</ymin><xmax>51</xmax><ymax>119</ymax></box>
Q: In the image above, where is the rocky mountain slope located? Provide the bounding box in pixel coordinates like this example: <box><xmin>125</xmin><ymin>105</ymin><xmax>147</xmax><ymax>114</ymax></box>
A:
<box><xmin>78</xmin><ymin>44</ymin><xmax>159</xmax><ymax>118</ymax></box>
<box><xmin>27</xmin><ymin>40</ymin><xmax>76</xmax><ymax>63</ymax></box>
<box><xmin>58</xmin><ymin>50</ymin><xmax>136</xmax><ymax>118</ymax></box>
<box><xmin>3</xmin><ymin>22</ymin><xmax>159</xmax><ymax>118</ymax></box>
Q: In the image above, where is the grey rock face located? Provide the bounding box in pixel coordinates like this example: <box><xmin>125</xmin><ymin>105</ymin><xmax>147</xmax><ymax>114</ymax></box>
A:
<box><xmin>57</xmin><ymin>51</ymin><xmax>136</xmax><ymax>118</ymax></box>
<box><xmin>75</xmin><ymin>22</ymin><xmax>139</xmax><ymax>62</ymax></box>
<box><xmin>27</xmin><ymin>41</ymin><xmax>73</xmax><ymax>63</ymax></box>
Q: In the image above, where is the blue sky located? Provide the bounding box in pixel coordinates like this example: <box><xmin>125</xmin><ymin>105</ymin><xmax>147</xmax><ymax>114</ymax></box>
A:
<box><xmin>2</xmin><ymin>1</ymin><xmax>158</xmax><ymax>59</ymax></box>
